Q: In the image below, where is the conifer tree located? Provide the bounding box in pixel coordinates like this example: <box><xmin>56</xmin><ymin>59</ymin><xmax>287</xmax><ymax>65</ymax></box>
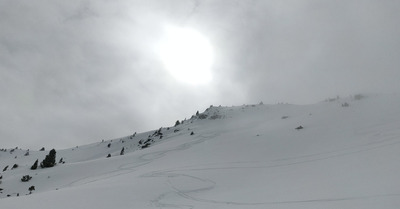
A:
<box><xmin>30</xmin><ymin>159</ymin><xmax>38</xmax><ymax>170</ymax></box>
<box><xmin>40</xmin><ymin>149</ymin><xmax>56</xmax><ymax>168</ymax></box>
<box><xmin>11</xmin><ymin>164</ymin><xmax>18</xmax><ymax>169</ymax></box>
<box><xmin>120</xmin><ymin>147</ymin><xmax>125</xmax><ymax>155</ymax></box>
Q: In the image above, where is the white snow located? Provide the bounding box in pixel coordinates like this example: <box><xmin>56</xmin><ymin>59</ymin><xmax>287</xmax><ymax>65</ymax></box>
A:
<box><xmin>1</xmin><ymin>94</ymin><xmax>400</xmax><ymax>208</ymax></box>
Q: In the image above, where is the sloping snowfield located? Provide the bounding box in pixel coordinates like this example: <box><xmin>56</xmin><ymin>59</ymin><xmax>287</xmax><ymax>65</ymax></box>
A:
<box><xmin>1</xmin><ymin>94</ymin><xmax>400</xmax><ymax>209</ymax></box>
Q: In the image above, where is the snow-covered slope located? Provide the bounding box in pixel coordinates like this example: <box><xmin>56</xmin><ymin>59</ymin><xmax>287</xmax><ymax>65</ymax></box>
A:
<box><xmin>1</xmin><ymin>94</ymin><xmax>400</xmax><ymax>209</ymax></box>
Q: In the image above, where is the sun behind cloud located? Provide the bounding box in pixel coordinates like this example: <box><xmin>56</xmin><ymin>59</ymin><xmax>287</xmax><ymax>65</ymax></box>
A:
<box><xmin>158</xmin><ymin>25</ymin><xmax>214</xmax><ymax>85</ymax></box>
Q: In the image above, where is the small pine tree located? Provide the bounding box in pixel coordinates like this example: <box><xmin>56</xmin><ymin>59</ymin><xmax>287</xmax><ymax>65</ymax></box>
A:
<box><xmin>175</xmin><ymin>120</ymin><xmax>180</xmax><ymax>127</ymax></box>
<box><xmin>107</xmin><ymin>143</ymin><xmax>111</xmax><ymax>148</ymax></box>
<box><xmin>106</xmin><ymin>154</ymin><xmax>111</xmax><ymax>158</ymax></box>
<box><xmin>31</xmin><ymin>159</ymin><xmax>38</xmax><ymax>170</ymax></box>
<box><xmin>28</xmin><ymin>186</ymin><xmax>35</xmax><ymax>193</ymax></box>
<box><xmin>21</xmin><ymin>175</ymin><xmax>32</xmax><ymax>182</ymax></box>
<box><xmin>40</xmin><ymin>149</ymin><xmax>56</xmax><ymax>168</ymax></box>
<box><xmin>158</xmin><ymin>127</ymin><xmax>162</xmax><ymax>133</ymax></box>
<box><xmin>196</xmin><ymin>111</ymin><xmax>199</xmax><ymax>116</ymax></box>
<box><xmin>295</xmin><ymin>126</ymin><xmax>304</xmax><ymax>130</ymax></box>
<box><xmin>120</xmin><ymin>147</ymin><xmax>125</xmax><ymax>155</ymax></box>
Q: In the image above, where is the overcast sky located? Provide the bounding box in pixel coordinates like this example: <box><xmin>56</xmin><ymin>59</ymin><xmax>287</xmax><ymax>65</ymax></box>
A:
<box><xmin>1</xmin><ymin>0</ymin><xmax>400</xmax><ymax>149</ymax></box>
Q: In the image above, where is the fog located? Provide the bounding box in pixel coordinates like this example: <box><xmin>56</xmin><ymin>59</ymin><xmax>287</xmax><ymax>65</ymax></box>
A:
<box><xmin>1</xmin><ymin>0</ymin><xmax>399</xmax><ymax>149</ymax></box>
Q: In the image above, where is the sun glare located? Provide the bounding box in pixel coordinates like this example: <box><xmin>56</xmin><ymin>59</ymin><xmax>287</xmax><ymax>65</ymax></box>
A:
<box><xmin>159</xmin><ymin>26</ymin><xmax>214</xmax><ymax>85</ymax></box>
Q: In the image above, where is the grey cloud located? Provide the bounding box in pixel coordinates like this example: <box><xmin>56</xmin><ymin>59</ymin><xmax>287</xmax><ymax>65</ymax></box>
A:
<box><xmin>1</xmin><ymin>0</ymin><xmax>400</xmax><ymax>148</ymax></box>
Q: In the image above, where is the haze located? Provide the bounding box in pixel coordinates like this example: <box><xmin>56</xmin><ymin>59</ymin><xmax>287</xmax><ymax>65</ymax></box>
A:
<box><xmin>1</xmin><ymin>0</ymin><xmax>399</xmax><ymax>149</ymax></box>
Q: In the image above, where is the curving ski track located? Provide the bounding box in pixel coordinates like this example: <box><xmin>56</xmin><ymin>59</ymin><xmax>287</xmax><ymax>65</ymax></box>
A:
<box><xmin>61</xmin><ymin>128</ymin><xmax>400</xmax><ymax>208</ymax></box>
<box><xmin>142</xmin><ymin>129</ymin><xmax>400</xmax><ymax>208</ymax></box>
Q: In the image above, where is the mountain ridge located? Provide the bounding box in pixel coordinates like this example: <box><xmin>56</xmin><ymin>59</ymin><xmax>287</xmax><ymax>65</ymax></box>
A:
<box><xmin>1</xmin><ymin>93</ymin><xmax>400</xmax><ymax>209</ymax></box>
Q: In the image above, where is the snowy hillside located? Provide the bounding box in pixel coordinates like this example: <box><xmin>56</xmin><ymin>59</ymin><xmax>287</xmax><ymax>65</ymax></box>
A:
<box><xmin>1</xmin><ymin>94</ymin><xmax>400</xmax><ymax>209</ymax></box>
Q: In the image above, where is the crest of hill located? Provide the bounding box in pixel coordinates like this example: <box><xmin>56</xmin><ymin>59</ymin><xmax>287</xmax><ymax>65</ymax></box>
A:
<box><xmin>1</xmin><ymin>93</ymin><xmax>400</xmax><ymax>201</ymax></box>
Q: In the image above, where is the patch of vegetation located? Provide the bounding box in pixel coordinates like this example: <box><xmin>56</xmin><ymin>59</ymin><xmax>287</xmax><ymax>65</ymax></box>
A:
<box><xmin>11</xmin><ymin>164</ymin><xmax>18</xmax><ymax>169</ymax></box>
<box><xmin>31</xmin><ymin>159</ymin><xmax>39</xmax><ymax>170</ymax></box>
<box><xmin>40</xmin><ymin>149</ymin><xmax>56</xmax><ymax>168</ymax></box>
<box><xmin>353</xmin><ymin>94</ymin><xmax>365</xmax><ymax>100</ymax></box>
<box><xmin>21</xmin><ymin>175</ymin><xmax>32</xmax><ymax>182</ymax></box>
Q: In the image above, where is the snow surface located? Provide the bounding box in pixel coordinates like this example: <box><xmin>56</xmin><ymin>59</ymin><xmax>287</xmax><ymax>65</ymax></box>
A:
<box><xmin>1</xmin><ymin>94</ymin><xmax>400</xmax><ymax>208</ymax></box>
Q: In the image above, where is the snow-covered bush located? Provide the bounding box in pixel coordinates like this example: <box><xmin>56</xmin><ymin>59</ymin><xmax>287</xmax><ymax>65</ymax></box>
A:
<box><xmin>21</xmin><ymin>175</ymin><xmax>32</xmax><ymax>182</ymax></box>
<box><xmin>295</xmin><ymin>126</ymin><xmax>304</xmax><ymax>130</ymax></box>
<box><xmin>354</xmin><ymin>94</ymin><xmax>365</xmax><ymax>100</ymax></box>
<box><xmin>28</xmin><ymin>186</ymin><xmax>35</xmax><ymax>194</ymax></box>
<box><xmin>210</xmin><ymin>114</ymin><xmax>222</xmax><ymax>120</ymax></box>
<box><xmin>198</xmin><ymin>114</ymin><xmax>208</xmax><ymax>119</ymax></box>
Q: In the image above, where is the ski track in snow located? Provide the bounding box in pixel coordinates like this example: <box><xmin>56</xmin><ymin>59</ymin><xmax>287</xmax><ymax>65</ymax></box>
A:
<box><xmin>57</xmin><ymin>126</ymin><xmax>400</xmax><ymax>208</ymax></box>
<box><xmin>141</xmin><ymin>128</ymin><xmax>400</xmax><ymax>208</ymax></box>
<box><xmin>21</xmin><ymin>106</ymin><xmax>400</xmax><ymax>208</ymax></box>
<box><xmin>60</xmin><ymin>132</ymin><xmax>219</xmax><ymax>189</ymax></box>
